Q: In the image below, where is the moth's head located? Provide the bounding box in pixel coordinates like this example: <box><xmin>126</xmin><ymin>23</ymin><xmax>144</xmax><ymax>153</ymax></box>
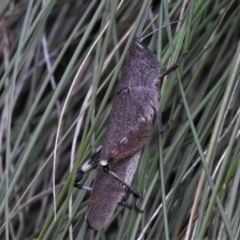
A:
<box><xmin>130</xmin><ymin>10</ymin><xmax>180</xmax><ymax>70</ymax></box>
<box><xmin>128</xmin><ymin>37</ymin><xmax>160</xmax><ymax>69</ymax></box>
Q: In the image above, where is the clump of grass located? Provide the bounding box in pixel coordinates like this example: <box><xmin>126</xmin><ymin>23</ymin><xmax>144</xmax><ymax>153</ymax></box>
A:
<box><xmin>1</xmin><ymin>0</ymin><xmax>240</xmax><ymax>239</ymax></box>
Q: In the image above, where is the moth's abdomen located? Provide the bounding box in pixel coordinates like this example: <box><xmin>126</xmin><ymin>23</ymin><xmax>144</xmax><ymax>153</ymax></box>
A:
<box><xmin>86</xmin><ymin>152</ymin><xmax>141</xmax><ymax>230</ymax></box>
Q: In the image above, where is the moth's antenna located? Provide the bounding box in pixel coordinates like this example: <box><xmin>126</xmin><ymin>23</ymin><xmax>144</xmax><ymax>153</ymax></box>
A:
<box><xmin>137</xmin><ymin>8</ymin><xmax>152</xmax><ymax>38</ymax></box>
<box><xmin>140</xmin><ymin>20</ymin><xmax>182</xmax><ymax>42</ymax></box>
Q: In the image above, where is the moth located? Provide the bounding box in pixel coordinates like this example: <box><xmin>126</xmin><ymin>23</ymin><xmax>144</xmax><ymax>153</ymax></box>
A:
<box><xmin>74</xmin><ymin>16</ymin><xmax>185</xmax><ymax>230</ymax></box>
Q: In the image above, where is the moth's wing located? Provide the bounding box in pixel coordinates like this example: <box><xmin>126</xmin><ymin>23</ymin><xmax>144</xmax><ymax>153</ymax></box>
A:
<box><xmin>100</xmin><ymin>88</ymin><xmax>147</xmax><ymax>159</ymax></box>
<box><xmin>86</xmin><ymin>151</ymin><xmax>141</xmax><ymax>230</ymax></box>
<box><xmin>110</xmin><ymin>118</ymin><xmax>152</xmax><ymax>160</ymax></box>
<box><xmin>102</xmin><ymin>87</ymin><xmax>158</xmax><ymax>161</ymax></box>
<box><xmin>112</xmin><ymin>87</ymin><xmax>160</xmax><ymax>160</ymax></box>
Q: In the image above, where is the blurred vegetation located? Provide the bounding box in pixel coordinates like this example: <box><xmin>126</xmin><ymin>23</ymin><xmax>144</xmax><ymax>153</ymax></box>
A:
<box><xmin>0</xmin><ymin>0</ymin><xmax>240</xmax><ymax>239</ymax></box>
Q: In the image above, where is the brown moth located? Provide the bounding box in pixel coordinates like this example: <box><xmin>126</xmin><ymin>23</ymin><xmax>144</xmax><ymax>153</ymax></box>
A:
<box><xmin>74</xmin><ymin>17</ymin><xmax>185</xmax><ymax>230</ymax></box>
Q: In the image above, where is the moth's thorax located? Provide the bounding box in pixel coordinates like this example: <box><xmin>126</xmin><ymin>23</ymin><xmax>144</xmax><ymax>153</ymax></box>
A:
<box><xmin>117</xmin><ymin>37</ymin><xmax>160</xmax><ymax>91</ymax></box>
<box><xmin>129</xmin><ymin>37</ymin><xmax>160</xmax><ymax>70</ymax></box>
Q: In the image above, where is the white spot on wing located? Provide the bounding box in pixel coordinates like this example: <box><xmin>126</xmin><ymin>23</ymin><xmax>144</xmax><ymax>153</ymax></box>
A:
<box><xmin>138</xmin><ymin>117</ymin><xmax>145</xmax><ymax>122</ymax></box>
<box><xmin>100</xmin><ymin>160</ymin><xmax>108</xmax><ymax>166</ymax></box>
<box><xmin>120</xmin><ymin>137</ymin><xmax>128</xmax><ymax>144</ymax></box>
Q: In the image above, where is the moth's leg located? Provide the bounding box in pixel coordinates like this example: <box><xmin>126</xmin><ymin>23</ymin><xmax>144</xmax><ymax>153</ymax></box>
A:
<box><xmin>159</xmin><ymin>51</ymin><xmax>188</xmax><ymax>80</ymax></box>
<box><xmin>118</xmin><ymin>199</ymin><xmax>143</xmax><ymax>212</ymax></box>
<box><xmin>74</xmin><ymin>146</ymin><xmax>102</xmax><ymax>189</ymax></box>
<box><xmin>118</xmin><ymin>201</ymin><xmax>133</xmax><ymax>209</ymax></box>
<box><xmin>74</xmin><ymin>183</ymin><xmax>92</xmax><ymax>192</ymax></box>
<box><xmin>102</xmin><ymin>164</ymin><xmax>143</xmax><ymax>211</ymax></box>
<box><xmin>134</xmin><ymin>197</ymin><xmax>143</xmax><ymax>212</ymax></box>
<box><xmin>154</xmin><ymin>108</ymin><xmax>164</xmax><ymax>133</ymax></box>
<box><xmin>157</xmin><ymin>52</ymin><xmax>188</xmax><ymax>129</ymax></box>
<box><xmin>75</xmin><ymin>168</ymin><xmax>85</xmax><ymax>183</ymax></box>
<box><xmin>154</xmin><ymin>107</ymin><xmax>172</xmax><ymax>133</ymax></box>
